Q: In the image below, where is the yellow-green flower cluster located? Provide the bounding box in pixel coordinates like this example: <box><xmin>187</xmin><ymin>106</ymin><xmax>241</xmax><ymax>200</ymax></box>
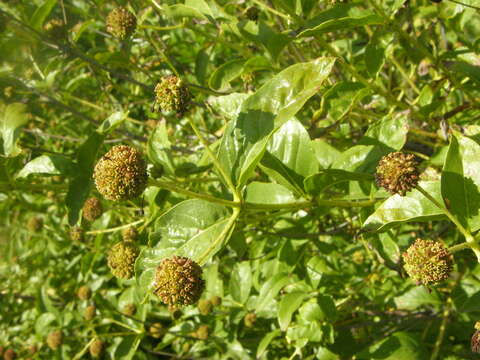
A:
<box><xmin>93</xmin><ymin>145</ymin><xmax>148</xmax><ymax>201</ymax></box>
<box><xmin>403</xmin><ymin>239</ymin><xmax>453</xmax><ymax>285</ymax></box>
<box><xmin>89</xmin><ymin>339</ymin><xmax>105</xmax><ymax>358</ymax></box>
<box><xmin>149</xmin><ymin>323</ymin><xmax>165</xmax><ymax>339</ymax></box>
<box><xmin>27</xmin><ymin>216</ymin><xmax>43</xmax><ymax>233</ymax></box>
<box><xmin>154</xmin><ymin>76</ymin><xmax>190</xmax><ymax>116</ymax></box>
<box><xmin>84</xmin><ymin>305</ymin><xmax>96</xmax><ymax>321</ymax></box>
<box><xmin>77</xmin><ymin>285</ymin><xmax>92</xmax><ymax>301</ymax></box>
<box><xmin>82</xmin><ymin>197</ymin><xmax>103</xmax><ymax>221</ymax></box>
<box><xmin>198</xmin><ymin>299</ymin><xmax>213</xmax><ymax>315</ymax></box>
<box><xmin>122</xmin><ymin>303</ymin><xmax>136</xmax><ymax>316</ymax></box>
<box><xmin>47</xmin><ymin>330</ymin><xmax>63</xmax><ymax>350</ymax></box>
<box><xmin>106</xmin><ymin>7</ymin><xmax>136</xmax><ymax>40</ymax></box>
<box><xmin>375</xmin><ymin>152</ymin><xmax>419</xmax><ymax>196</ymax></box>
<box><xmin>70</xmin><ymin>227</ymin><xmax>85</xmax><ymax>242</ymax></box>
<box><xmin>154</xmin><ymin>256</ymin><xmax>205</xmax><ymax>306</ymax></box>
<box><xmin>193</xmin><ymin>325</ymin><xmax>210</xmax><ymax>340</ymax></box>
<box><xmin>122</xmin><ymin>227</ymin><xmax>138</xmax><ymax>241</ymax></box>
<box><xmin>244</xmin><ymin>312</ymin><xmax>257</xmax><ymax>328</ymax></box>
<box><xmin>107</xmin><ymin>241</ymin><xmax>139</xmax><ymax>279</ymax></box>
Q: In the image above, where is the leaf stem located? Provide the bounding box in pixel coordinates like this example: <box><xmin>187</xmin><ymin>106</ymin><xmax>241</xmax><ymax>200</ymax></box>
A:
<box><xmin>86</xmin><ymin>219</ymin><xmax>145</xmax><ymax>235</ymax></box>
<box><xmin>448</xmin><ymin>242</ymin><xmax>472</xmax><ymax>253</ymax></box>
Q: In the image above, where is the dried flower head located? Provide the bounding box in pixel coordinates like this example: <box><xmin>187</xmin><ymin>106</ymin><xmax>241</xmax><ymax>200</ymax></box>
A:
<box><xmin>27</xmin><ymin>216</ymin><xmax>43</xmax><ymax>233</ymax></box>
<box><xmin>46</xmin><ymin>331</ymin><xmax>63</xmax><ymax>350</ymax></box>
<box><xmin>154</xmin><ymin>256</ymin><xmax>205</xmax><ymax>306</ymax></box>
<box><xmin>244</xmin><ymin>312</ymin><xmax>257</xmax><ymax>328</ymax></box>
<box><xmin>107</xmin><ymin>241</ymin><xmax>139</xmax><ymax>279</ymax></box>
<box><xmin>106</xmin><ymin>7</ymin><xmax>136</xmax><ymax>40</ymax></box>
<box><xmin>149</xmin><ymin>323</ymin><xmax>165</xmax><ymax>339</ymax></box>
<box><xmin>70</xmin><ymin>227</ymin><xmax>85</xmax><ymax>242</ymax></box>
<box><xmin>375</xmin><ymin>152</ymin><xmax>419</xmax><ymax>196</ymax></box>
<box><xmin>3</xmin><ymin>349</ymin><xmax>16</xmax><ymax>360</ymax></box>
<box><xmin>77</xmin><ymin>285</ymin><xmax>92</xmax><ymax>301</ymax></box>
<box><xmin>122</xmin><ymin>303</ymin><xmax>136</xmax><ymax>317</ymax></box>
<box><xmin>44</xmin><ymin>19</ymin><xmax>67</xmax><ymax>40</ymax></box>
<box><xmin>154</xmin><ymin>76</ymin><xmax>190</xmax><ymax>116</ymax></box>
<box><xmin>89</xmin><ymin>339</ymin><xmax>105</xmax><ymax>358</ymax></box>
<box><xmin>122</xmin><ymin>227</ymin><xmax>138</xmax><ymax>242</ymax></box>
<box><xmin>198</xmin><ymin>299</ymin><xmax>212</xmax><ymax>316</ymax></box>
<box><xmin>84</xmin><ymin>305</ymin><xmax>96</xmax><ymax>321</ymax></box>
<box><xmin>82</xmin><ymin>197</ymin><xmax>103</xmax><ymax>221</ymax></box>
<box><xmin>403</xmin><ymin>239</ymin><xmax>453</xmax><ymax>285</ymax></box>
<box><xmin>93</xmin><ymin>145</ymin><xmax>148</xmax><ymax>201</ymax></box>
<box><xmin>472</xmin><ymin>330</ymin><xmax>480</xmax><ymax>353</ymax></box>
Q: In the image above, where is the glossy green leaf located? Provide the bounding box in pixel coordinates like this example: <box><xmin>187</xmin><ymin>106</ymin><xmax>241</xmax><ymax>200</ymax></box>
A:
<box><xmin>321</xmin><ymin>82</ymin><xmax>369</xmax><ymax>121</ymax></box>
<box><xmin>1</xmin><ymin>103</ymin><xmax>28</xmax><ymax>157</ymax></box>
<box><xmin>30</xmin><ymin>0</ymin><xmax>57</xmax><ymax>30</ymax></box>
<box><xmin>97</xmin><ymin>111</ymin><xmax>128</xmax><ymax>134</ymax></box>
<box><xmin>245</xmin><ymin>182</ymin><xmax>296</xmax><ymax>204</ymax></box>
<box><xmin>217</xmin><ymin>57</ymin><xmax>336</xmax><ymax>189</ymax></box>
<box><xmin>229</xmin><ymin>261</ymin><xmax>252</xmax><ymax>304</ymax></box>
<box><xmin>147</xmin><ymin>122</ymin><xmax>175</xmax><ymax>175</ymax></box>
<box><xmin>208</xmin><ymin>93</ymin><xmax>249</xmax><ymax>120</ymax></box>
<box><xmin>16</xmin><ymin>155</ymin><xmax>78</xmax><ymax>178</ymax></box>
<box><xmin>209</xmin><ymin>59</ymin><xmax>246</xmax><ymax>90</ymax></box>
<box><xmin>357</xmin><ymin>332</ymin><xmax>428</xmax><ymax>360</ymax></box>
<box><xmin>257</xmin><ymin>330</ymin><xmax>281</xmax><ymax>358</ymax></box>
<box><xmin>362</xmin><ymin>113</ymin><xmax>409</xmax><ymax>151</ymax></box>
<box><xmin>363</xmin><ymin>181</ymin><xmax>445</xmax><ymax>232</ymax></box>
<box><xmin>394</xmin><ymin>287</ymin><xmax>441</xmax><ymax>311</ymax></box>
<box><xmin>278</xmin><ymin>292</ymin><xmax>308</xmax><ymax>331</ymax></box>
<box><xmin>297</xmin><ymin>14</ymin><xmax>383</xmax><ymax>37</ymax></box>
<box><xmin>312</xmin><ymin>139</ymin><xmax>340</xmax><ymax>169</ymax></box>
<box><xmin>304</xmin><ymin>169</ymin><xmax>373</xmax><ymax>196</ymax></box>
<box><xmin>365</xmin><ymin>41</ymin><xmax>385</xmax><ymax>78</ymax></box>
<box><xmin>256</xmin><ymin>273</ymin><xmax>291</xmax><ymax>313</ymax></box>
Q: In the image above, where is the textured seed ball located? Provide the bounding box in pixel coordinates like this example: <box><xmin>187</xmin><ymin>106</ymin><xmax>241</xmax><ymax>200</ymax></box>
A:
<box><xmin>245</xmin><ymin>6</ymin><xmax>259</xmax><ymax>21</ymax></box>
<box><xmin>244</xmin><ymin>312</ymin><xmax>257</xmax><ymax>328</ymax></box>
<box><xmin>122</xmin><ymin>303</ymin><xmax>137</xmax><ymax>317</ymax></box>
<box><xmin>106</xmin><ymin>7</ymin><xmax>136</xmax><ymax>40</ymax></box>
<box><xmin>77</xmin><ymin>285</ymin><xmax>92</xmax><ymax>301</ymax></box>
<box><xmin>154</xmin><ymin>76</ymin><xmax>191</xmax><ymax>116</ymax></box>
<box><xmin>3</xmin><ymin>349</ymin><xmax>16</xmax><ymax>360</ymax></box>
<box><xmin>194</xmin><ymin>325</ymin><xmax>210</xmax><ymax>340</ymax></box>
<box><xmin>93</xmin><ymin>145</ymin><xmax>148</xmax><ymax>201</ymax></box>
<box><xmin>472</xmin><ymin>330</ymin><xmax>480</xmax><ymax>353</ymax></box>
<box><xmin>198</xmin><ymin>299</ymin><xmax>212</xmax><ymax>316</ymax></box>
<box><xmin>44</xmin><ymin>18</ymin><xmax>67</xmax><ymax>40</ymax></box>
<box><xmin>149</xmin><ymin>323</ymin><xmax>165</xmax><ymax>339</ymax></box>
<box><xmin>27</xmin><ymin>217</ymin><xmax>43</xmax><ymax>233</ymax></box>
<box><xmin>82</xmin><ymin>197</ymin><xmax>103</xmax><ymax>221</ymax></box>
<box><xmin>46</xmin><ymin>331</ymin><xmax>63</xmax><ymax>350</ymax></box>
<box><xmin>107</xmin><ymin>241</ymin><xmax>139</xmax><ymax>279</ymax></box>
<box><xmin>154</xmin><ymin>256</ymin><xmax>205</xmax><ymax>306</ymax></box>
<box><xmin>89</xmin><ymin>339</ymin><xmax>105</xmax><ymax>358</ymax></box>
<box><xmin>84</xmin><ymin>305</ymin><xmax>96</xmax><ymax>321</ymax></box>
<box><xmin>122</xmin><ymin>227</ymin><xmax>138</xmax><ymax>241</ymax></box>
<box><xmin>403</xmin><ymin>239</ymin><xmax>453</xmax><ymax>286</ymax></box>
<box><xmin>375</xmin><ymin>152</ymin><xmax>419</xmax><ymax>196</ymax></box>
<box><xmin>210</xmin><ymin>296</ymin><xmax>222</xmax><ymax>307</ymax></box>
<box><xmin>70</xmin><ymin>227</ymin><xmax>85</xmax><ymax>242</ymax></box>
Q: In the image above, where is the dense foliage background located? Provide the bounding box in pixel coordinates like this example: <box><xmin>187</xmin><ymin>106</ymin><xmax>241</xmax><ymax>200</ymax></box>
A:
<box><xmin>1</xmin><ymin>0</ymin><xmax>480</xmax><ymax>359</ymax></box>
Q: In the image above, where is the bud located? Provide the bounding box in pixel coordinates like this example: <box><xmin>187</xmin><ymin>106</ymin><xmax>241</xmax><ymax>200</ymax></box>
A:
<box><xmin>27</xmin><ymin>216</ymin><xmax>43</xmax><ymax>233</ymax></box>
<box><xmin>46</xmin><ymin>330</ymin><xmax>63</xmax><ymax>350</ymax></box>
<box><xmin>28</xmin><ymin>345</ymin><xmax>37</xmax><ymax>354</ymax></box>
<box><xmin>77</xmin><ymin>285</ymin><xmax>92</xmax><ymax>301</ymax></box>
<box><xmin>93</xmin><ymin>145</ymin><xmax>148</xmax><ymax>201</ymax></box>
<box><xmin>403</xmin><ymin>239</ymin><xmax>453</xmax><ymax>285</ymax></box>
<box><xmin>44</xmin><ymin>19</ymin><xmax>67</xmax><ymax>41</ymax></box>
<box><xmin>375</xmin><ymin>152</ymin><xmax>419</xmax><ymax>196</ymax></box>
<box><xmin>107</xmin><ymin>241</ymin><xmax>139</xmax><ymax>279</ymax></box>
<box><xmin>472</xmin><ymin>330</ymin><xmax>480</xmax><ymax>353</ymax></box>
<box><xmin>122</xmin><ymin>303</ymin><xmax>136</xmax><ymax>317</ymax></box>
<box><xmin>352</xmin><ymin>250</ymin><xmax>364</xmax><ymax>265</ymax></box>
<box><xmin>3</xmin><ymin>349</ymin><xmax>16</xmax><ymax>360</ymax></box>
<box><xmin>149</xmin><ymin>323</ymin><xmax>165</xmax><ymax>339</ymax></box>
<box><xmin>198</xmin><ymin>299</ymin><xmax>212</xmax><ymax>316</ymax></box>
<box><xmin>193</xmin><ymin>325</ymin><xmax>210</xmax><ymax>340</ymax></box>
<box><xmin>89</xmin><ymin>339</ymin><xmax>105</xmax><ymax>358</ymax></box>
<box><xmin>85</xmin><ymin>305</ymin><xmax>96</xmax><ymax>321</ymax></box>
<box><xmin>210</xmin><ymin>296</ymin><xmax>222</xmax><ymax>307</ymax></box>
<box><xmin>106</xmin><ymin>7</ymin><xmax>136</xmax><ymax>40</ymax></box>
<box><xmin>70</xmin><ymin>227</ymin><xmax>85</xmax><ymax>242</ymax></box>
<box><xmin>154</xmin><ymin>256</ymin><xmax>205</xmax><ymax>306</ymax></box>
<box><xmin>122</xmin><ymin>227</ymin><xmax>138</xmax><ymax>242</ymax></box>
<box><xmin>244</xmin><ymin>312</ymin><xmax>256</xmax><ymax>328</ymax></box>
<box><xmin>82</xmin><ymin>197</ymin><xmax>103</xmax><ymax>221</ymax></box>
<box><xmin>245</xmin><ymin>6</ymin><xmax>259</xmax><ymax>21</ymax></box>
<box><xmin>154</xmin><ymin>76</ymin><xmax>190</xmax><ymax>116</ymax></box>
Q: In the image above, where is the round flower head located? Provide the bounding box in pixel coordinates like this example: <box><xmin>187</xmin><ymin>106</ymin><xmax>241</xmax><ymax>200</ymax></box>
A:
<box><xmin>77</xmin><ymin>285</ymin><xmax>92</xmax><ymax>300</ymax></box>
<box><xmin>375</xmin><ymin>152</ymin><xmax>419</xmax><ymax>196</ymax></box>
<box><xmin>194</xmin><ymin>325</ymin><xmax>210</xmax><ymax>340</ymax></box>
<box><xmin>93</xmin><ymin>145</ymin><xmax>148</xmax><ymax>201</ymax></box>
<box><xmin>472</xmin><ymin>330</ymin><xmax>480</xmax><ymax>353</ymax></box>
<box><xmin>3</xmin><ymin>349</ymin><xmax>16</xmax><ymax>360</ymax></box>
<box><xmin>244</xmin><ymin>312</ymin><xmax>257</xmax><ymax>328</ymax></box>
<box><xmin>122</xmin><ymin>227</ymin><xmax>138</xmax><ymax>242</ymax></box>
<box><xmin>89</xmin><ymin>339</ymin><xmax>105</xmax><ymax>358</ymax></box>
<box><xmin>154</xmin><ymin>256</ymin><xmax>205</xmax><ymax>306</ymax></box>
<box><xmin>46</xmin><ymin>330</ymin><xmax>63</xmax><ymax>350</ymax></box>
<box><xmin>70</xmin><ymin>227</ymin><xmax>85</xmax><ymax>242</ymax></box>
<box><xmin>107</xmin><ymin>241</ymin><xmax>139</xmax><ymax>279</ymax></box>
<box><xmin>154</xmin><ymin>76</ymin><xmax>190</xmax><ymax>116</ymax></box>
<box><xmin>403</xmin><ymin>239</ymin><xmax>453</xmax><ymax>285</ymax></box>
<box><xmin>122</xmin><ymin>303</ymin><xmax>136</xmax><ymax>317</ymax></box>
<box><xmin>44</xmin><ymin>18</ymin><xmax>67</xmax><ymax>40</ymax></box>
<box><xmin>27</xmin><ymin>216</ymin><xmax>43</xmax><ymax>233</ymax></box>
<box><xmin>198</xmin><ymin>299</ymin><xmax>212</xmax><ymax>316</ymax></box>
<box><xmin>82</xmin><ymin>197</ymin><xmax>103</xmax><ymax>221</ymax></box>
<box><xmin>84</xmin><ymin>305</ymin><xmax>96</xmax><ymax>321</ymax></box>
<box><xmin>106</xmin><ymin>7</ymin><xmax>136</xmax><ymax>40</ymax></box>
<box><xmin>149</xmin><ymin>323</ymin><xmax>165</xmax><ymax>339</ymax></box>
<box><xmin>210</xmin><ymin>295</ymin><xmax>222</xmax><ymax>307</ymax></box>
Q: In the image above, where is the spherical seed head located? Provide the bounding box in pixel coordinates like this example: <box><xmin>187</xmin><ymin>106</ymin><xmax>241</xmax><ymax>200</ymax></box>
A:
<box><xmin>84</xmin><ymin>305</ymin><xmax>96</xmax><ymax>321</ymax></box>
<box><xmin>154</xmin><ymin>256</ymin><xmax>205</xmax><ymax>306</ymax></box>
<box><xmin>245</xmin><ymin>6</ymin><xmax>259</xmax><ymax>21</ymax></box>
<box><xmin>106</xmin><ymin>7</ymin><xmax>136</xmax><ymax>40</ymax></box>
<box><xmin>403</xmin><ymin>239</ymin><xmax>453</xmax><ymax>285</ymax></box>
<box><xmin>44</xmin><ymin>18</ymin><xmax>67</xmax><ymax>40</ymax></box>
<box><xmin>472</xmin><ymin>330</ymin><xmax>480</xmax><ymax>353</ymax></box>
<box><xmin>77</xmin><ymin>285</ymin><xmax>92</xmax><ymax>300</ymax></box>
<box><xmin>70</xmin><ymin>227</ymin><xmax>85</xmax><ymax>242</ymax></box>
<box><xmin>154</xmin><ymin>76</ymin><xmax>190</xmax><ymax>116</ymax></box>
<box><xmin>122</xmin><ymin>303</ymin><xmax>136</xmax><ymax>317</ymax></box>
<box><xmin>27</xmin><ymin>217</ymin><xmax>43</xmax><ymax>233</ymax></box>
<box><xmin>122</xmin><ymin>227</ymin><xmax>138</xmax><ymax>242</ymax></box>
<box><xmin>46</xmin><ymin>331</ymin><xmax>63</xmax><ymax>350</ymax></box>
<box><xmin>89</xmin><ymin>339</ymin><xmax>105</xmax><ymax>358</ymax></box>
<box><xmin>94</xmin><ymin>145</ymin><xmax>148</xmax><ymax>201</ymax></box>
<box><xmin>244</xmin><ymin>312</ymin><xmax>257</xmax><ymax>328</ymax></box>
<box><xmin>107</xmin><ymin>241</ymin><xmax>139</xmax><ymax>279</ymax></box>
<box><xmin>198</xmin><ymin>299</ymin><xmax>212</xmax><ymax>316</ymax></box>
<box><xmin>149</xmin><ymin>323</ymin><xmax>165</xmax><ymax>339</ymax></box>
<box><xmin>3</xmin><ymin>349</ymin><xmax>16</xmax><ymax>360</ymax></box>
<box><xmin>375</xmin><ymin>152</ymin><xmax>419</xmax><ymax>196</ymax></box>
<box><xmin>210</xmin><ymin>296</ymin><xmax>222</xmax><ymax>307</ymax></box>
<box><xmin>194</xmin><ymin>325</ymin><xmax>210</xmax><ymax>340</ymax></box>
<box><xmin>82</xmin><ymin>197</ymin><xmax>103</xmax><ymax>221</ymax></box>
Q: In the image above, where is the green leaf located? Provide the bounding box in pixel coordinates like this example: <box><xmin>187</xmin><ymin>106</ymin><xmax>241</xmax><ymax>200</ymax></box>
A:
<box><xmin>304</xmin><ymin>169</ymin><xmax>373</xmax><ymax>196</ymax></box>
<box><xmin>147</xmin><ymin>122</ymin><xmax>175</xmax><ymax>175</ymax></box>
<box><xmin>110</xmin><ymin>335</ymin><xmax>143</xmax><ymax>360</ymax></box>
<box><xmin>1</xmin><ymin>103</ymin><xmax>28</xmax><ymax>157</ymax></box>
<box><xmin>16</xmin><ymin>155</ymin><xmax>78</xmax><ymax>178</ymax></box>
<box><xmin>441</xmin><ymin>132</ymin><xmax>480</xmax><ymax>231</ymax></box>
<box><xmin>321</xmin><ymin>82</ymin><xmax>369</xmax><ymax>121</ymax></box>
<box><xmin>209</xmin><ymin>59</ymin><xmax>246</xmax><ymax>90</ymax></box>
<box><xmin>363</xmin><ymin>181</ymin><xmax>445</xmax><ymax>232</ymax></box>
<box><xmin>217</xmin><ymin>57</ymin><xmax>336</xmax><ymax>189</ymax></box>
<box><xmin>260</xmin><ymin>119</ymin><xmax>318</xmax><ymax>196</ymax></box>
<box><xmin>257</xmin><ymin>330</ymin><xmax>281</xmax><ymax>359</ymax></box>
<box><xmin>297</xmin><ymin>14</ymin><xmax>384</xmax><ymax>37</ymax></box>
<box><xmin>208</xmin><ymin>93</ymin><xmax>249</xmax><ymax>120</ymax></box>
<box><xmin>357</xmin><ymin>332</ymin><xmax>428</xmax><ymax>360</ymax></box>
<box><xmin>394</xmin><ymin>287</ymin><xmax>441</xmax><ymax>311</ymax></box>
<box><xmin>97</xmin><ymin>111</ymin><xmax>128</xmax><ymax>134</ymax></box>
<box><xmin>365</xmin><ymin>41</ymin><xmax>385</xmax><ymax>78</ymax></box>
<box><xmin>245</xmin><ymin>182</ymin><xmax>296</xmax><ymax>204</ymax></box>
<box><xmin>278</xmin><ymin>292</ymin><xmax>308</xmax><ymax>331</ymax></box>
<box><xmin>362</xmin><ymin>113</ymin><xmax>409</xmax><ymax>151</ymax></box>
<box><xmin>256</xmin><ymin>273</ymin><xmax>291</xmax><ymax>313</ymax></box>
<box><xmin>311</xmin><ymin>139</ymin><xmax>340</xmax><ymax>169</ymax></box>
<box><xmin>30</xmin><ymin>0</ymin><xmax>57</xmax><ymax>30</ymax></box>
<box><xmin>229</xmin><ymin>261</ymin><xmax>252</xmax><ymax>304</ymax></box>
<box><xmin>451</xmin><ymin>61</ymin><xmax>480</xmax><ymax>84</ymax></box>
